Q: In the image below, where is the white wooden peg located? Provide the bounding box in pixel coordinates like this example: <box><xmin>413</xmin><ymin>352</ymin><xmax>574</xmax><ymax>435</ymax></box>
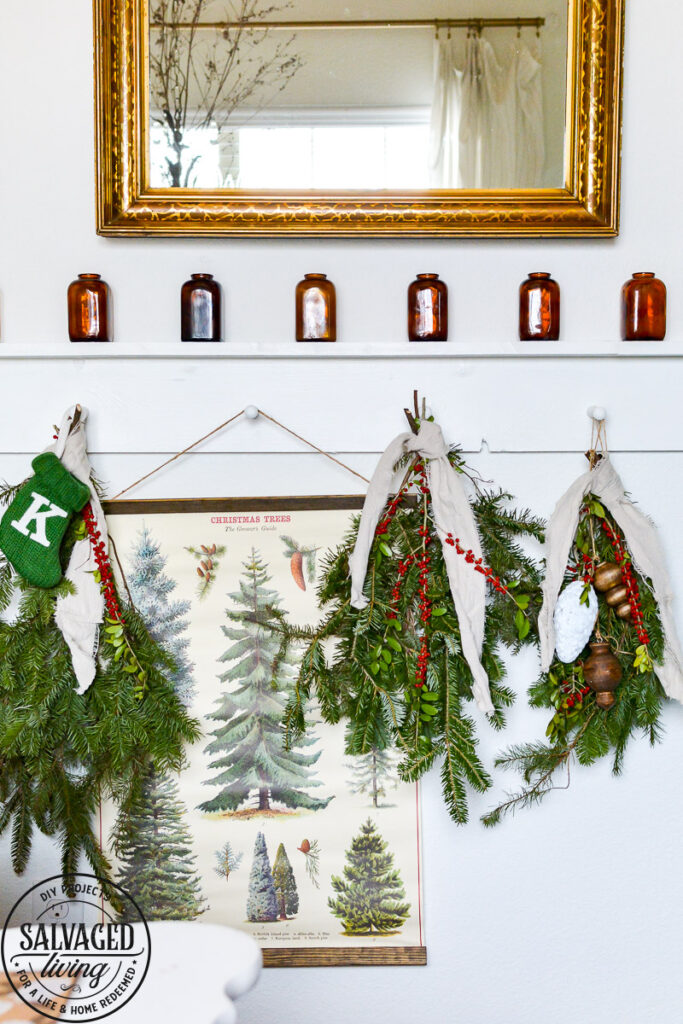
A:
<box><xmin>587</xmin><ymin>405</ymin><xmax>606</xmax><ymax>422</ymax></box>
<box><xmin>244</xmin><ymin>405</ymin><xmax>259</xmax><ymax>420</ymax></box>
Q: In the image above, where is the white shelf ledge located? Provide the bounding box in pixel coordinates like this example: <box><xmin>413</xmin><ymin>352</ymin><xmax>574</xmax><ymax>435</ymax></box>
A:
<box><xmin>0</xmin><ymin>340</ymin><xmax>680</xmax><ymax>360</ymax></box>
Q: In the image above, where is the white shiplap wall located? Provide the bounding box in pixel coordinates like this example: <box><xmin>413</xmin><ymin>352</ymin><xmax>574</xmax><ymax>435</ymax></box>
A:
<box><xmin>1</xmin><ymin>2</ymin><xmax>683</xmax><ymax>1023</ymax></box>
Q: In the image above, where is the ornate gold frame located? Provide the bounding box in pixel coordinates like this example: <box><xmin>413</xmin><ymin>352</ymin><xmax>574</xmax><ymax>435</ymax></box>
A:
<box><xmin>94</xmin><ymin>0</ymin><xmax>624</xmax><ymax>237</ymax></box>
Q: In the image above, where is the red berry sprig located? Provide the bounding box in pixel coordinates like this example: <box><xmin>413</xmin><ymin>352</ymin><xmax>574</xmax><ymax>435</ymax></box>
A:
<box><xmin>600</xmin><ymin>520</ymin><xmax>650</xmax><ymax>645</ymax></box>
<box><xmin>580</xmin><ymin>553</ymin><xmax>595</xmax><ymax>584</ymax></box>
<box><xmin>388</xmin><ymin>554</ymin><xmax>415</xmax><ymax>619</ymax></box>
<box><xmin>415</xmin><ymin>552</ymin><xmax>432</xmax><ymax>688</ymax></box>
<box><xmin>375</xmin><ymin>483</ymin><xmax>410</xmax><ymax>537</ymax></box>
<box><xmin>415</xmin><ymin>460</ymin><xmax>432</xmax><ymax>688</ymax></box>
<box><xmin>443</xmin><ymin>533</ymin><xmax>510</xmax><ymax>596</ymax></box>
<box><xmin>561</xmin><ymin>683</ymin><xmax>591</xmax><ymax>709</ymax></box>
<box><xmin>82</xmin><ymin>502</ymin><xmax>124</xmax><ymax>624</ymax></box>
<box><xmin>82</xmin><ymin>503</ymin><xmax>149</xmax><ymax>698</ymax></box>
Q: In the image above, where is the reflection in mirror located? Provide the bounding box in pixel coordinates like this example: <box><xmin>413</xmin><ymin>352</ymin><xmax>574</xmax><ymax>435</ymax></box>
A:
<box><xmin>148</xmin><ymin>1</ymin><xmax>569</xmax><ymax>192</ymax></box>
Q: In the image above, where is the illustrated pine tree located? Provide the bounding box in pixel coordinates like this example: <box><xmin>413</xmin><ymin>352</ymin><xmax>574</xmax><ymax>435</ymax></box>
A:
<box><xmin>214</xmin><ymin>841</ymin><xmax>243</xmax><ymax>883</ymax></box>
<box><xmin>329</xmin><ymin>819</ymin><xmax>410</xmax><ymax>935</ymax></box>
<box><xmin>128</xmin><ymin>526</ymin><xmax>195</xmax><ymax>705</ymax></box>
<box><xmin>115</xmin><ymin>527</ymin><xmax>206</xmax><ymax>919</ymax></box>
<box><xmin>115</xmin><ymin>766</ymin><xmax>206</xmax><ymax>921</ymax></box>
<box><xmin>272</xmin><ymin>843</ymin><xmax>299</xmax><ymax>920</ymax></box>
<box><xmin>348</xmin><ymin>741</ymin><xmax>400</xmax><ymax>808</ymax></box>
<box><xmin>199</xmin><ymin>550</ymin><xmax>333</xmax><ymax>814</ymax></box>
<box><xmin>246</xmin><ymin>831</ymin><xmax>278</xmax><ymax>923</ymax></box>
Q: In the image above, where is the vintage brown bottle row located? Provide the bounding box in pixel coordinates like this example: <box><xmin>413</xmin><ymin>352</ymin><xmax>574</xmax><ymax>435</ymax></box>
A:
<box><xmin>66</xmin><ymin>270</ymin><xmax>668</xmax><ymax>343</ymax></box>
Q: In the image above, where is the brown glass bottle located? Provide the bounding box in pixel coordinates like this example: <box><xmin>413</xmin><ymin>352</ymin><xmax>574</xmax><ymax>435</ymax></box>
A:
<box><xmin>621</xmin><ymin>272</ymin><xmax>666</xmax><ymax>340</ymax></box>
<box><xmin>296</xmin><ymin>274</ymin><xmax>336</xmax><ymax>342</ymax></box>
<box><xmin>68</xmin><ymin>274</ymin><xmax>111</xmax><ymax>342</ymax></box>
<box><xmin>181</xmin><ymin>273</ymin><xmax>222</xmax><ymax>341</ymax></box>
<box><xmin>408</xmin><ymin>274</ymin><xmax>448</xmax><ymax>341</ymax></box>
<box><xmin>519</xmin><ymin>272</ymin><xmax>560</xmax><ymax>340</ymax></box>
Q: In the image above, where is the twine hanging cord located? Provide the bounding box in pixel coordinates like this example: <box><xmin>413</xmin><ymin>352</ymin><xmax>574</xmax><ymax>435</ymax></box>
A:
<box><xmin>587</xmin><ymin>414</ymin><xmax>608</xmax><ymax>468</ymax></box>
<box><xmin>111</xmin><ymin>407</ymin><xmax>369</xmax><ymax>500</ymax></box>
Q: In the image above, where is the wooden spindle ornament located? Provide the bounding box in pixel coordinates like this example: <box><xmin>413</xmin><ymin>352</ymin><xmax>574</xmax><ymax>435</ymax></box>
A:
<box><xmin>583</xmin><ymin>642</ymin><xmax>622</xmax><ymax>709</ymax></box>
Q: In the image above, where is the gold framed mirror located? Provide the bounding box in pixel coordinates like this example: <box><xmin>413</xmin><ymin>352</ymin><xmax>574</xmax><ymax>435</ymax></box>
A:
<box><xmin>94</xmin><ymin>0</ymin><xmax>624</xmax><ymax>236</ymax></box>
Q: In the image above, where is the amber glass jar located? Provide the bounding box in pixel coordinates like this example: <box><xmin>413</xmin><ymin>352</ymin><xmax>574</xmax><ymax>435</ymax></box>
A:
<box><xmin>408</xmin><ymin>274</ymin><xmax>448</xmax><ymax>341</ymax></box>
<box><xmin>68</xmin><ymin>274</ymin><xmax>111</xmax><ymax>342</ymax></box>
<box><xmin>621</xmin><ymin>272</ymin><xmax>666</xmax><ymax>340</ymax></box>
<box><xmin>519</xmin><ymin>272</ymin><xmax>560</xmax><ymax>340</ymax></box>
<box><xmin>181</xmin><ymin>273</ymin><xmax>222</xmax><ymax>341</ymax></box>
<box><xmin>296</xmin><ymin>274</ymin><xmax>336</xmax><ymax>342</ymax></box>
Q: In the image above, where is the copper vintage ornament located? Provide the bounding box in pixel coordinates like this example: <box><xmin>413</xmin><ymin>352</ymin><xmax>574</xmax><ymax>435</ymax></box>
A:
<box><xmin>605</xmin><ymin>584</ymin><xmax>629</xmax><ymax>607</ymax></box>
<box><xmin>583</xmin><ymin>642</ymin><xmax>622</xmax><ymax>709</ymax></box>
<box><xmin>616</xmin><ymin>602</ymin><xmax>633</xmax><ymax>621</ymax></box>
<box><xmin>593</xmin><ymin>562</ymin><xmax>622</xmax><ymax>591</ymax></box>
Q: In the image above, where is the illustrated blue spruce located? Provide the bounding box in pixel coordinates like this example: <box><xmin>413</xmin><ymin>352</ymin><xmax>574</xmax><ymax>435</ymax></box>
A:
<box><xmin>246</xmin><ymin>831</ymin><xmax>278</xmax><ymax>922</ymax></box>
<box><xmin>128</xmin><ymin>525</ymin><xmax>195</xmax><ymax>705</ymax></box>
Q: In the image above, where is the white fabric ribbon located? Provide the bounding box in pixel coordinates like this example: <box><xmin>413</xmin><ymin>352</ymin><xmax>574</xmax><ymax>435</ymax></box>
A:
<box><xmin>348</xmin><ymin>420</ymin><xmax>493</xmax><ymax>714</ymax></box>
<box><xmin>539</xmin><ymin>456</ymin><xmax>683</xmax><ymax>702</ymax></box>
<box><xmin>51</xmin><ymin>406</ymin><xmax>108</xmax><ymax>694</ymax></box>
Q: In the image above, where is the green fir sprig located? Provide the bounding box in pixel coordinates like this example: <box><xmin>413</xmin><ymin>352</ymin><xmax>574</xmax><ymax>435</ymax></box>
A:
<box><xmin>483</xmin><ymin>495</ymin><xmax>666</xmax><ymax>826</ymax></box>
<box><xmin>0</xmin><ymin>489</ymin><xmax>201</xmax><ymax>882</ymax></box>
<box><xmin>273</xmin><ymin>444</ymin><xmax>544</xmax><ymax>824</ymax></box>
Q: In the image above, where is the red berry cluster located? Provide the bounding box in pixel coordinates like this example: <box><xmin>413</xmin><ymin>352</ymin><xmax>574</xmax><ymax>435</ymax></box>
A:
<box><xmin>443</xmin><ymin>533</ymin><xmax>509</xmax><ymax>595</ymax></box>
<box><xmin>561</xmin><ymin>682</ymin><xmax>591</xmax><ymax>708</ymax></box>
<box><xmin>413</xmin><ymin>460</ymin><xmax>430</xmax><ymax>494</ymax></box>
<box><xmin>600</xmin><ymin>520</ymin><xmax>650</xmax><ymax>645</ymax></box>
<box><xmin>388</xmin><ymin>554</ymin><xmax>416</xmax><ymax>618</ymax></box>
<box><xmin>416</xmin><ymin>636</ymin><xmax>429</xmax><ymax>688</ymax></box>
<box><xmin>82</xmin><ymin>503</ymin><xmax>124</xmax><ymax>624</ymax></box>
<box><xmin>375</xmin><ymin>484</ymin><xmax>409</xmax><ymax>537</ymax></box>
<box><xmin>580</xmin><ymin>552</ymin><xmax>595</xmax><ymax>584</ymax></box>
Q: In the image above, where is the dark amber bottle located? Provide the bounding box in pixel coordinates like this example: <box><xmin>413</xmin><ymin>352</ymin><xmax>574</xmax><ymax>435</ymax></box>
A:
<box><xmin>68</xmin><ymin>274</ymin><xmax>111</xmax><ymax>342</ymax></box>
<box><xmin>519</xmin><ymin>272</ymin><xmax>560</xmax><ymax>340</ymax></box>
<box><xmin>621</xmin><ymin>272</ymin><xmax>666</xmax><ymax>340</ymax></box>
<box><xmin>296</xmin><ymin>274</ymin><xmax>336</xmax><ymax>342</ymax></box>
<box><xmin>408</xmin><ymin>274</ymin><xmax>448</xmax><ymax>341</ymax></box>
<box><xmin>181</xmin><ymin>273</ymin><xmax>222</xmax><ymax>341</ymax></box>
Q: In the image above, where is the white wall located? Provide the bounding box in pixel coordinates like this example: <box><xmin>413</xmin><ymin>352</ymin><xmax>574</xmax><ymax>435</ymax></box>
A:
<box><xmin>1</xmin><ymin>3</ymin><xmax>683</xmax><ymax>1023</ymax></box>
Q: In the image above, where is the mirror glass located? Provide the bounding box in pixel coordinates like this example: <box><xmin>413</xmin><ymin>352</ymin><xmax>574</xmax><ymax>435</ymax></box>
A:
<box><xmin>147</xmin><ymin>1</ymin><xmax>569</xmax><ymax>191</ymax></box>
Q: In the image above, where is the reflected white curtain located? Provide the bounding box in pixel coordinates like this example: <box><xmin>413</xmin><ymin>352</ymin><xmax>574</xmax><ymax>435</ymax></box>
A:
<box><xmin>429</xmin><ymin>33</ymin><xmax>545</xmax><ymax>189</ymax></box>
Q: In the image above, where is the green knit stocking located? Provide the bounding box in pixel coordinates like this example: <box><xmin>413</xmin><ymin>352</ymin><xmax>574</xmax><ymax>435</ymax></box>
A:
<box><xmin>0</xmin><ymin>453</ymin><xmax>90</xmax><ymax>587</ymax></box>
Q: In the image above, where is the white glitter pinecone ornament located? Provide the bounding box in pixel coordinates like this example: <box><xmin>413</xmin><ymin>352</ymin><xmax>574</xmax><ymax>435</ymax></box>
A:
<box><xmin>553</xmin><ymin>580</ymin><xmax>599</xmax><ymax>663</ymax></box>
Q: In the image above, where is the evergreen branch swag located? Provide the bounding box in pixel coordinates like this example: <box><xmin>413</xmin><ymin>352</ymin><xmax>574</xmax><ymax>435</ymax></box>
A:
<box><xmin>0</xmin><ymin>487</ymin><xmax>200</xmax><ymax>883</ymax></box>
<box><xmin>276</xmin><ymin>441</ymin><xmax>545</xmax><ymax>823</ymax></box>
<box><xmin>484</xmin><ymin>497</ymin><xmax>667</xmax><ymax>826</ymax></box>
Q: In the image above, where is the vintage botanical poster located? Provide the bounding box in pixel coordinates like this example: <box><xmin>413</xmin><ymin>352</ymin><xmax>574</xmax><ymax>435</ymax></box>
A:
<box><xmin>103</xmin><ymin>498</ymin><xmax>425</xmax><ymax>966</ymax></box>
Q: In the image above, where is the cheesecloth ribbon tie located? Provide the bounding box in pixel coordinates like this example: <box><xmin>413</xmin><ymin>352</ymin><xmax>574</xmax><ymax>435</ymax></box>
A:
<box><xmin>52</xmin><ymin>406</ymin><xmax>108</xmax><ymax>694</ymax></box>
<box><xmin>348</xmin><ymin>420</ymin><xmax>493</xmax><ymax>715</ymax></box>
<box><xmin>539</xmin><ymin>456</ymin><xmax>683</xmax><ymax>702</ymax></box>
